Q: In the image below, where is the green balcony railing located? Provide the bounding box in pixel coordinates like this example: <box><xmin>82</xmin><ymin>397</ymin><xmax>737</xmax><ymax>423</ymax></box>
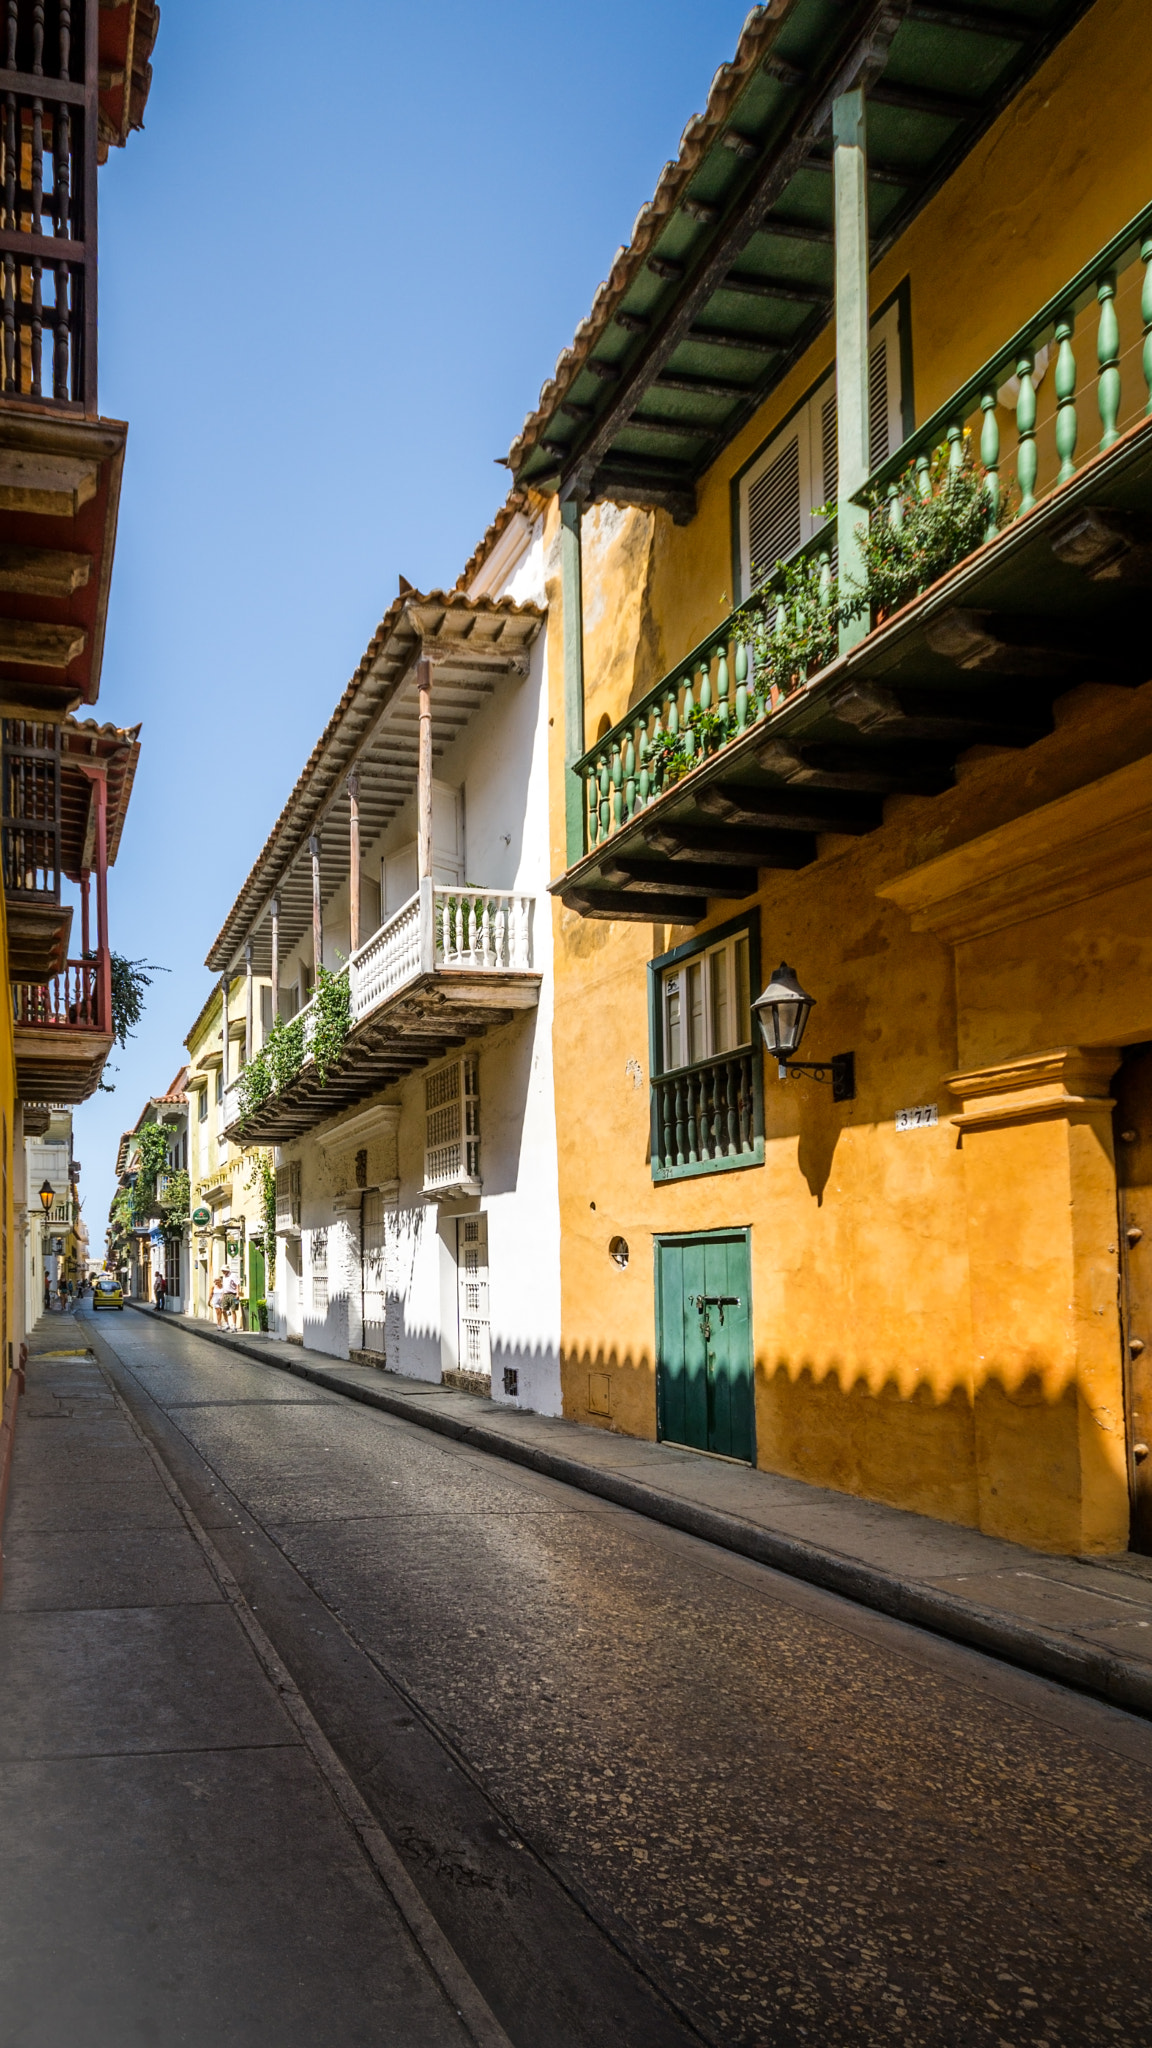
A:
<box><xmin>575</xmin><ymin>526</ymin><xmax>832</xmax><ymax>854</ymax></box>
<box><xmin>860</xmin><ymin>197</ymin><xmax>1152</xmax><ymax>532</ymax></box>
<box><xmin>573</xmin><ymin>198</ymin><xmax>1152</xmax><ymax>860</ymax></box>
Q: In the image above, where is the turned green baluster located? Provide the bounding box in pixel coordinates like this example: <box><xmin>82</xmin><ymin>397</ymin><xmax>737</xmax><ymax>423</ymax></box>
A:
<box><xmin>610</xmin><ymin>743</ymin><xmax>623</xmax><ymax>830</ymax></box>
<box><xmin>886</xmin><ymin>480</ymin><xmax>903</xmax><ymax>532</ymax></box>
<box><xmin>587</xmin><ymin>764</ymin><xmax>599</xmax><ymax>848</ymax></box>
<box><xmin>1015</xmin><ymin>351</ymin><xmax>1037</xmax><ymax>515</ymax></box>
<box><xmin>946</xmin><ymin>422</ymin><xmax>964</xmax><ymax>475</ymax></box>
<box><xmin>623</xmin><ymin>729</ymin><xmax>636</xmax><ymax>818</ymax></box>
<box><xmin>1142</xmin><ymin>237</ymin><xmax>1152</xmax><ymax>415</ymax></box>
<box><xmin>697</xmin><ymin>656</ymin><xmax>711</xmax><ymax>714</ymax></box>
<box><xmin>818</xmin><ymin>550</ymin><xmax>832</xmax><ymax>609</ymax></box>
<box><xmin>650</xmin><ymin>706</ymin><xmax>665</xmax><ymax>794</ymax></box>
<box><xmin>637</xmin><ymin>720</ymin><xmax>651</xmax><ymax>808</ymax></box>
<box><xmin>979</xmin><ymin>389</ymin><xmax>1000</xmax><ymax>536</ymax></box>
<box><xmin>598</xmin><ymin>754</ymin><xmax>611</xmax><ymax>842</ymax></box>
<box><xmin>716</xmin><ymin>643</ymin><xmax>730</xmax><ymax>727</ymax></box>
<box><xmin>734</xmin><ymin>640</ymin><xmax>749</xmax><ymax>731</ymax></box>
<box><xmin>1097</xmin><ymin>272</ymin><xmax>1120</xmax><ymax>450</ymax></box>
<box><xmin>681</xmin><ymin>666</ymin><xmax>695</xmax><ymax>761</ymax></box>
<box><xmin>1049</xmin><ymin>318</ymin><xmax>1077</xmax><ymax>491</ymax></box>
<box><xmin>916</xmin><ymin>453</ymin><xmax>931</xmax><ymax>501</ymax></box>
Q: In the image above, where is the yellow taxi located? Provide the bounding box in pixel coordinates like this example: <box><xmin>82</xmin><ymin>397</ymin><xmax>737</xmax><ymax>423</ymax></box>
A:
<box><xmin>91</xmin><ymin>1273</ymin><xmax>124</xmax><ymax>1310</ymax></box>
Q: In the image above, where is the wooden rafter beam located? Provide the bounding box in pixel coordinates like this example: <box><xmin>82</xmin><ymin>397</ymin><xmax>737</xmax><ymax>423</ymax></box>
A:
<box><xmin>904</xmin><ymin>2</ymin><xmax>1040</xmax><ymax>35</ymax></box>
<box><xmin>552</xmin><ymin>0</ymin><xmax>908</xmax><ymax>502</ymax></box>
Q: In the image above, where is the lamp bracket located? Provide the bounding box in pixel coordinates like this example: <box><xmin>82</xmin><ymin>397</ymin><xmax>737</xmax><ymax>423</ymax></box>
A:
<box><xmin>777</xmin><ymin>1051</ymin><xmax>856</xmax><ymax>1102</ymax></box>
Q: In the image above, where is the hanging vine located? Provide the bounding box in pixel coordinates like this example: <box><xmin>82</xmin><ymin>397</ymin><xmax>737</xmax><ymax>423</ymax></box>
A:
<box><xmin>311</xmin><ymin>966</ymin><xmax>351</xmax><ymax>1085</ymax></box>
<box><xmin>158</xmin><ymin>1168</ymin><xmax>190</xmax><ymax>1239</ymax></box>
<box><xmin>131</xmin><ymin>1122</ymin><xmax>172</xmax><ymax>1222</ymax></box>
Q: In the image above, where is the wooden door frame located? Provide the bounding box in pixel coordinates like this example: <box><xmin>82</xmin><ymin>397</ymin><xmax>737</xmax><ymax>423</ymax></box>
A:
<box><xmin>653</xmin><ymin>1226</ymin><xmax>755</xmax><ymax>1461</ymax></box>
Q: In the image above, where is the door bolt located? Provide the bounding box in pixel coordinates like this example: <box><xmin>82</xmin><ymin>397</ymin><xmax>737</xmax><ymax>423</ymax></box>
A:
<box><xmin>1130</xmin><ymin>1336</ymin><xmax>1146</xmax><ymax>1357</ymax></box>
<box><xmin>1127</xmin><ymin>1225</ymin><xmax>1144</xmax><ymax>1247</ymax></box>
<box><xmin>1134</xmin><ymin>1443</ymin><xmax>1150</xmax><ymax>1463</ymax></box>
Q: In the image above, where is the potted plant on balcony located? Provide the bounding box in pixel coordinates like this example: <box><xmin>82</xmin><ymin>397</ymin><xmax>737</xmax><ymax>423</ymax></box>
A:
<box><xmin>850</xmin><ymin>435</ymin><xmax>997</xmax><ymax>625</ymax></box>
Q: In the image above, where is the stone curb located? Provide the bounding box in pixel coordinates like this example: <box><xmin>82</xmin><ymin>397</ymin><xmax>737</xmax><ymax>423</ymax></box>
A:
<box><xmin>124</xmin><ymin>1302</ymin><xmax>1152</xmax><ymax>1722</ymax></box>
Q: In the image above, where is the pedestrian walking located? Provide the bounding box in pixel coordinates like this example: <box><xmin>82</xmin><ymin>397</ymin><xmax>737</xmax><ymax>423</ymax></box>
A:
<box><xmin>153</xmin><ymin>1269</ymin><xmax>167</xmax><ymax>1313</ymax></box>
<box><xmin>220</xmin><ymin>1269</ymin><xmax>240</xmax><ymax>1330</ymax></box>
<box><xmin>209</xmin><ymin>1274</ymin><xmax>225</xmax><ymax>1328</ymax></box>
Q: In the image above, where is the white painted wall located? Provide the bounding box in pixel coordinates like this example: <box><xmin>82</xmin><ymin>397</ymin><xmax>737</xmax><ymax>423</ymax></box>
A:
<box><xmin>268</xmin><ymin>523</ymin><xmax>561</xmax><ymax>1413</ymax></box>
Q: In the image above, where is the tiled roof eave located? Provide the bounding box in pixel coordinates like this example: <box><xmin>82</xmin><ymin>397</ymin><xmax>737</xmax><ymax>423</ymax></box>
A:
<box><xmin>506</xmin><ymin>1</ymin><xmax>798</xmax><ymax>477</ymax></box>
<box><xmin>203</xmin><ymin>587</ymin><xmax>544</xmax><ymax>975</ymax></box>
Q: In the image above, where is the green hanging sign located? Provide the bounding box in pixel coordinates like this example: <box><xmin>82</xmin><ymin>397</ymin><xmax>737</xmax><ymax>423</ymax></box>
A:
<box><xmin>191</xmin><ymin>1206</ymin><xmax>211</xmax><ymax>1228</ymax></box>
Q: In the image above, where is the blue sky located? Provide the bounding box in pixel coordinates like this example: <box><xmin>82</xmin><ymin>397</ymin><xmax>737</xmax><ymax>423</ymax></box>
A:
<box><xmin>75</xmin><ymin>0</ymin><xmax>753</xmax><ymax>1241</ymax></box>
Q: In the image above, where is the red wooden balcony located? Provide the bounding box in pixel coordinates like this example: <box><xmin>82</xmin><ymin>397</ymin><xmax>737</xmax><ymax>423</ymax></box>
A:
<box><xmin>13</xmin><ymin>948</ymin><xmax>110</xmax><ymax>1100</ymax></box>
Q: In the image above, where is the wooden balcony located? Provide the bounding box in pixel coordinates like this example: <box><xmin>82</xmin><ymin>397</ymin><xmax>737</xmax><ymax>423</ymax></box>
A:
<box><xmin>3</xmin><ymin>711</ymin><xmax>137</xmax><ymax>978</ymax></box>
<box><xmin>13</xmin><ymin>950</ymin><xmax>111</xmax><ymax>1101</ymax></box>
<box><xmin>223</xmin><ymin>884</ymin><xmax>539</xmax><ymax>1145</ymax></box>
<box><xmin>0</xmin><ymin>1</ymin><xmax>158</xmax><ymax>715</ymax></box>
<box><xmin>557</xmin><ymin>198</ymin><xmax>1152</xmax><ymax>920</ymax></box>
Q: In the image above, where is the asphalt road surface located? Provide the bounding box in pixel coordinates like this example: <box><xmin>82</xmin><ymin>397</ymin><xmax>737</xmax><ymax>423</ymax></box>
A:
<box><xmin>83</xmin><ymin>1304</ymin><xmax>1152</xmax><ymax>2048</ymax></box>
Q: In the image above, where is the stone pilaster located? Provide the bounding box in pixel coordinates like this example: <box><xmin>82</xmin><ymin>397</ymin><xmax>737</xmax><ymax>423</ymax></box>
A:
<box><xmin>948</xmin><ymin>1047</ymin><xmax>1127</xmax><ymax>1553</ymax></box>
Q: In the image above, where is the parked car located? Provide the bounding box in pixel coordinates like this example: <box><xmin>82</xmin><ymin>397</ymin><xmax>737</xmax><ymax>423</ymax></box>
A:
<box><xmin>91</xmin><ymin>1274</ymin><xmax>124</xmax><ymax>1311</ymax></box>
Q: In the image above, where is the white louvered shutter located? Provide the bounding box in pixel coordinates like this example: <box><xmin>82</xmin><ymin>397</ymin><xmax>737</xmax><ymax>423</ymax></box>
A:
<box><xmin>456</xmin><ymin>1214</ymin><xmax>490</xmax><ymax>1378</ymax></box>
<box><xmin>744</xmin><ymin>431</ymin><xmax>804</xmax><ymax>590</ymax></box>
<box><xmin>738</xmin><ymin>297</ymin><xmax>906</xmax><ymax>597</ymax></box>
<box><xmin>424</xmin><ymin>1057</ymin><xmax>480</xmax><ymax>1196</ymax></box>
<box><xmin>275</xmin><ymin>1162</ymin><xmax>300</xmax><ymax>1229</ymax></box>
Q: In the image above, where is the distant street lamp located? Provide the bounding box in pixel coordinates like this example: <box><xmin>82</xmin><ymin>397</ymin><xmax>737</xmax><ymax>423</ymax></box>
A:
<box><xmin>38</xmin><ymin>1179</ymin><xmax>54</xmax><ymax>1213</ymax></box>
<box><xmin>752</xmin><ymin>962</ymin><xmax>855</xmax><ymax>1102</ymax></box>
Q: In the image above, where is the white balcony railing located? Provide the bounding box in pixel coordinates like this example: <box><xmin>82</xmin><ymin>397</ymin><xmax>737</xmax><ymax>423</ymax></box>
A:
<box><xmin>348</xmin><ymin>882</ymin><xmax>532</xmax><ymax>1025</ymax></box>
<box><xmin>351</xmin><ymin>892</ymin><xmax>424</xmax><ymax>1018</ymax></box>
<box><xmin>223</xmin><ymin>884</ymin><xmax>534</xmax><ymax>1129</ymax></box>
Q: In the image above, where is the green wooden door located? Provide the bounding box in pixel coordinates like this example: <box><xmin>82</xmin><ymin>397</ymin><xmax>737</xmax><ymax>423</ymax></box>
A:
<box><xmin>248</xmin><ymin>1239</ymin><xmax>266</xmax><ymax>1330</ymax></box>
<box><xmin>656</xmin><ymin>1231</ymin><xmax>753</xmax><ymax>1463</ymax></box>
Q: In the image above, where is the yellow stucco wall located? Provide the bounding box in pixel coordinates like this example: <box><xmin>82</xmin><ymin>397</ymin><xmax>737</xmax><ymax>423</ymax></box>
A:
<box><xmin>185</xmin><ymin>981</ymin><xmax>267</xmax><ymax>1319</ymax></box>
<box><xmin>547</xmin><ymin>0</ymin><xmax>1152</xmax><ymax>1554</ymax></box>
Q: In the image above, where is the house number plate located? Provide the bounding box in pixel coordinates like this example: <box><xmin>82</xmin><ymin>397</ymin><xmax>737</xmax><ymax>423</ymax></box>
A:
<box><xmin>896</xmin><ymin>1104</ymin><xmax>938</xmax><ymax>1131</ymax></box>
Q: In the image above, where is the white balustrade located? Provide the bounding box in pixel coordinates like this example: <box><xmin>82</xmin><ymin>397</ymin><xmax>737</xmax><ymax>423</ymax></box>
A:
<box><xmin>228</xmin><ymin>891</ymin><xmax>536</xmax><ymax>1122</ymax></box>
<box><xmin>349</xmin><ymin>893</ymin><xmax>423</xmax><ymax>1022</ymax></box>
<box><xmin>348</xmin><ymin>887</ymin><xmax>533</xmax><ymax>1027</ymax></box>
<box><xmin>433</xmin><ymin>888</ymin><xmax>533</xmax><ymax>972</ymax></box>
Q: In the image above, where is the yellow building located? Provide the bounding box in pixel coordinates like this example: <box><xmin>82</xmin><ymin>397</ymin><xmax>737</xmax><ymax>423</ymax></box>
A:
<box><xmin>184</xmin><ymin>975</ymin><xmax>273</xmax><ymax>1326</ymax></box>
<box><xmin>514</xmin><ymin>0</ymin><xmax>1152</xmax><ymax>1554</ymax></box>
<box><xmin>0</xmin><ymin>1</ymin><xmax>158</xmax><ymax>1403</ymax></box>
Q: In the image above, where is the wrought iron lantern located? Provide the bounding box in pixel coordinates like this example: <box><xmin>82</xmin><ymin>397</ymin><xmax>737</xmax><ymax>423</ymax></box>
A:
<box><xmin>38</xmin><ymin>1179</ymin><xmax>54</xmax><ymax>1213</ymax></box>
<box><xmin>752</xmin><ymin>962</ymin><xmax>855</xmax><ymax>1102</ymax></box>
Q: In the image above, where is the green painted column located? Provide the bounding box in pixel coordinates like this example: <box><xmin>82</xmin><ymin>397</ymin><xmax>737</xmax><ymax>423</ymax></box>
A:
<box><xmin>833</xmin><ymin>88</ymin><xmax>870</xmax><ymax>655</ymax></box>
<box><xmin>560</xmin><ymin>494</ymin><xmax>586</xmax><ymax>867</ymax></box>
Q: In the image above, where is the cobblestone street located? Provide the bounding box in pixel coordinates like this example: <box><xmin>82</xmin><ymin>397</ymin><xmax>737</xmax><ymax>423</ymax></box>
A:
<box><xmin>66</xmin><ymin>1307</ymin><xmax>1152</xmax><ymax>2048</ymax></box>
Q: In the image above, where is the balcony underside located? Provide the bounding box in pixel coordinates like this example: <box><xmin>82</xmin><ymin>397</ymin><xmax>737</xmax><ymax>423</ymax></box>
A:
<box><xmin>5</xmin><ymin>892</ymin><xmax>72</xmax><ymax>979</ymax></box>
<box><xmin>227</xmin><ymin>970</ymin><xmax>541</xmax><ymax>1144</ymax></box>
<box><xmin>0</xmin><ymin>413</ymin><xmax>127</xmax><ymax>714</ymax></box>
<box><xmin>556</xmin><ymin>414</ymin><xmax>1152</xmax><ymax>921</ymax></box>
<box><xmin>15</xmin><ymin>1024</ymin><xmax>112</xmax><ymax>1103</ymax></box>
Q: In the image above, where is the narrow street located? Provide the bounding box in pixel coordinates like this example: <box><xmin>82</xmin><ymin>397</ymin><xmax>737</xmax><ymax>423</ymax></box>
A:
<box><xmin>81</xmin><ymin>1304</ymin><xmax>1152</xmax><ymax>2048</ymax></box>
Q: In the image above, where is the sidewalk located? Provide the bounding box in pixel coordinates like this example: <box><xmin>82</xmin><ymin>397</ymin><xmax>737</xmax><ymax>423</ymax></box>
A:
<box><xmin>129</xmin><ymin>1301</ymin><xmax>1152</xmax><ymax>1721</ymax></box>
<box><xmin>0</xmin><ymin>1317</ymin><xmax>507</xmax><ymax>2048</ymax></box>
